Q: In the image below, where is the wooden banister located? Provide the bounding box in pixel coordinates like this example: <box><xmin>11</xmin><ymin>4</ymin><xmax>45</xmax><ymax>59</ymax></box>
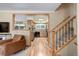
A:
<box><xmin>55</xmin><ymin>35</ymin><xmax>77</xmax><ymax>54</ymax></box>
<box><xmin>49</xmin><ymin>16</ymin><xmax>70</xmax><ymax>32</ymax></box>
<box><xmin>49</xmin><ymin>16</ymin><xmax>76</xmax><ymax>32</ymax></box>
<box><xmin>51</xmin><ymin>16</ymin><xmax>76</xmax><ymax>56</ymax></box>
<box><xmin>54</xmin><ymin>16</ymin><xmax>76</xmax><ymax>32</ymax></box>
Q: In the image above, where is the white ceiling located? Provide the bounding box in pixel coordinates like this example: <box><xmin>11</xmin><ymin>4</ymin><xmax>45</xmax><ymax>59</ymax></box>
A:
<box><xmin>0</xmin><ymin>3</ymin><xmax>61</xmax><ymax>11</ymax></box>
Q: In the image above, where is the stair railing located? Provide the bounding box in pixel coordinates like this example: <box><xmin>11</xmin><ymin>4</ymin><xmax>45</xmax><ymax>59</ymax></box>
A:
<box><xmin>50</xmin><ymin>16</ymin><xmax>76</xmax><ymax>55</ymax></box>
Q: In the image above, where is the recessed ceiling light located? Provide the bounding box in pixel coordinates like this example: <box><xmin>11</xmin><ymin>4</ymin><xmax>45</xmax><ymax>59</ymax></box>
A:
<box><xmin>39</xmin><ymin>19</ymin><xmax>44</xmax><ymax>21</ymax></box>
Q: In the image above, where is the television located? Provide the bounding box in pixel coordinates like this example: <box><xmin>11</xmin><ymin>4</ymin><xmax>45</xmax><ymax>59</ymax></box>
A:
<box><xmin>0</xmin><ymin>22</ymin><xmax>9</xmax><ymax>33</ymax></box>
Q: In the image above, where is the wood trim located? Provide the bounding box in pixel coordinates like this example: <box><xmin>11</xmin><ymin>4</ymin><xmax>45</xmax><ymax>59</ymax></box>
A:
<box><xmin>13</xmin><ymin>14</ymin><xmax>15</xmax><ymax>30</ymax></box>
<box><xmin>48</xmin><ymin>14</ymin><xmax>50</xmax><ymax>46</ymax></box>
<box><xmin>13</xmin><ymin>13</ymin><xmax>49</xmax><ymax>16</ymax></box>
<box><xmin>29</xmin><ymin>29</ymin><xmax>32</xmax><ymax>46</ymax></box>
<box><xmin>52</xmin><ymin>31</ymin><xmax>56</xmax><ymax>55</ymax></box>
<box><xmin>48</xmin><ymin>16</ymin><xmax>70</xmax><ymax>32</ymax></box>
<box><xmin>55</xmin><ymin>35</ymin><xmax>77</xmax><ymax>54</ymax></box>
<box><xmin>32</xmin><ymin>22</ymin><xmax>48</xmax><ymax>24</ymax></box>
<box><xmin>55</xmin><ymin>16</ymin><xmax>76</xmax><ymax>32</ymax></box>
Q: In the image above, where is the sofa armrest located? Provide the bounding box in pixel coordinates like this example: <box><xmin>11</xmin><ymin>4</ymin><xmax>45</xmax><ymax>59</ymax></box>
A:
<box><xmin>2</xmin><ymin>39</ymin><xmax>25</xmax><ymax>46</ymax></box>
<box><xmin>0</xmin><ymin>39</ymin><xmax>12</xmax><ymax>45</ymax></box>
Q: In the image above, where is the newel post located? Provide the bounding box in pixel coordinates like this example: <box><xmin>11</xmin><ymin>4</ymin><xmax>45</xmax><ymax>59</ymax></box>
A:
<box><xmin>52</xmin><ymin>31</ymin><xmax>56</xmax><ymax>56</ymax></box>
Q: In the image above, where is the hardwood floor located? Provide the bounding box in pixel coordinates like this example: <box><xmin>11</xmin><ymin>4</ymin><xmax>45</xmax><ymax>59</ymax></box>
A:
<box><xmin>26</xmin><ymin>37</ymin><xmax>52</xmax><ymax>56</ymax></box>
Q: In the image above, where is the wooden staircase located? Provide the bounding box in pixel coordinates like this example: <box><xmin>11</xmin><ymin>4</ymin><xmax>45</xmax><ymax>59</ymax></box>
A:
<box><xmin>49</xmin><ymin>16</ymin><xmax>77</xmax><ymax>56</ymax></box>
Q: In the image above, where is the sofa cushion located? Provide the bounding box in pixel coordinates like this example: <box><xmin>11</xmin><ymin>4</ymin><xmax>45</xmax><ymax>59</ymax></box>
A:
<box><xmin>13</xmin><ymin>35</ymin><xmax>24</xmax><ymax>41</ymax></box>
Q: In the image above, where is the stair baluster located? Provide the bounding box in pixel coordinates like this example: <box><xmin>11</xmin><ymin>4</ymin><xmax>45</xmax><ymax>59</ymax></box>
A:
<box><xmin>51</xmin><ymin>16</ymin><xmax>76</xmax><ymax>55</ymax></box>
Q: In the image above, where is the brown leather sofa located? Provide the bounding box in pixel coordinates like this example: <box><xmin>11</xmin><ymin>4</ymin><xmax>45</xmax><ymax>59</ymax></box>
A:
<box><xmin>0</xmin><ymin>35</ymin><xmax>26</xmax><ymax>56</ymax></box>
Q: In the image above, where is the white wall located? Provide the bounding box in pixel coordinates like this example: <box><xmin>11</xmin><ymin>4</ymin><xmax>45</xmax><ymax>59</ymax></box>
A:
<box><xmin>77</xmin><ymin>4</ymin><xmax>79</xmax><ymax>56</ymax></box>
<box><xmin>0</xmin><ymin>12</ymin><xmax>12</xmax><ymax>33</ymax></box>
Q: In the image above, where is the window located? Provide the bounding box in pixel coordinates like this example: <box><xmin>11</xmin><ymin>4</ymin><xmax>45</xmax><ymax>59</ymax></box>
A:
<box><xmin>13</xmin><ymin>14</ymin><xmax>48</xmax><ymax>30</ymax></box>
<box><xmin>13</xmin><ymin>14</ymin><xmax>29</xmax><ymax>30</ymax></box>
<box><xmin>35</xmin><ymin>24</ymin><xmax>47</xmax><ymax>29</ymax></box>
<box><xmin>14</xmin><ymin>22</ymin><xmax>26</xmax><ymax>30</ymax></box>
